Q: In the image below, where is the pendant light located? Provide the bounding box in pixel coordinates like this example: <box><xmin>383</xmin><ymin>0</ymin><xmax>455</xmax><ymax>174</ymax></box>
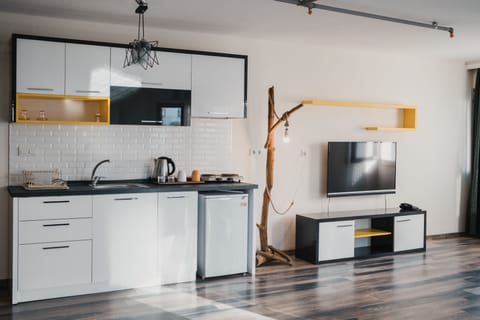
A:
<box><xmin>124</xmin><ymin>0</ymin><xmax>159</xmax><ymax>70</ymax></box>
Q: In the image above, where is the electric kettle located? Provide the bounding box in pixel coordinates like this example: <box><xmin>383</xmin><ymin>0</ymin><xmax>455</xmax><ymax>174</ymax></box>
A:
<box><xmin>153</xmin><ymin>157</ymin><xmax>176</xmax><ymax>183</ymax></box>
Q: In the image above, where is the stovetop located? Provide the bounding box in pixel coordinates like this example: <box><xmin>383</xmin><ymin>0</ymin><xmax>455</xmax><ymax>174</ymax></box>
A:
<box><xmin>200</xmin><ymin>173</ymin><xmax>243</xmax><ymax>183</ymax></box>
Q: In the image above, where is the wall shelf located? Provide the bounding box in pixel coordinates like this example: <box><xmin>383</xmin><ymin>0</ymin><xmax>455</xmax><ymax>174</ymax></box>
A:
<box><xmin>16</xmin><ymin>93</ymin><xmax>110</xmax><ymax>125</ymax></box>
<box><xmin>302</xmin><ymin>99</ymin><xmax>416</xmax><ymax>131</ymax></box>
<box><xmin>354</xmin><ymin>228</ymin><xmax>392</xmax><ymax>239</ymax></box>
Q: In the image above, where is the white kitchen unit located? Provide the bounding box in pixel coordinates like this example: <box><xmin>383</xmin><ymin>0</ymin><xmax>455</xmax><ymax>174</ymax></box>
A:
<box><xmin>157</xmin><ymin>191</ymin><xmax>198</xmax><ymax>284</ymax></box>
<box><xmin>9</xmin><ymin>182</ymin><xmax>257</xmax><ymax>304</ymax></box>
<box><xmin>16</xmin><ymin>39</ymin><xmax>65</xmax><ymax>94</ymax></box>
<box><xmin>318</xmin><ymin>220</ymin><xmax>355</xmax><ymax>261</ymax></box>
<box><xmin>65</xmin><ymin>43</ymin><xmax>110</xmax><ymax>97</ymax></box>
<box><xmin>92</xmin><ymin>193</ymin><xmax>157</xmax><ymax>289</ymax></box>
<box><xmin>191</xmin><ymin>54</ymin><xmax>246</xmax><ymax>118</ymax></box>
<box><xmin>11</xmin><ymin>195</ymin><xmax>93</xmax><ymax>304</ymax></box>
<box><xmin>197</xmin><ymin>192</ymin><xmax>249</xmax><ymax>279</ymax></box>
<box><xmin>394</xmin><ymin>214</ymin><xmax>425</xmax><ymax>252</ymax></box>
<box><xmin>110</xmin><ymin>47</ymin><xmax>191</xmax><ymax>90</ymax></box>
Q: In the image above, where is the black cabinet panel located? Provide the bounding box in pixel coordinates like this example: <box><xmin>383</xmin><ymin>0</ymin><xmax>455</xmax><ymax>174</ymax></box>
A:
<box><xmin>110</xmin><ymin>86</ymin><xmax>191</xmax><ymax>126</ymax></box>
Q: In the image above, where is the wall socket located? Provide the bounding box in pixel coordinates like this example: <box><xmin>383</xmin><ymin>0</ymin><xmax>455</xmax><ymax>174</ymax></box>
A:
<box><xmin>17</xmin><ymin>146</ymin><xmax>36</xmax><ymax>157</ymax></box>
<box><xmin>249</xmin><ymin>148</ymin><xmax>263</xmax><ymax>156</ymax></box>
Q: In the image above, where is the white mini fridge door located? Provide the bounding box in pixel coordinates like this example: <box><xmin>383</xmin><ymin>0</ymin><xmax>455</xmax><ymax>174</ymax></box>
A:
<box><xmin>198</xmin><ymin>193</ymin><xmax>248</xmax><ymax>279</ymax></box>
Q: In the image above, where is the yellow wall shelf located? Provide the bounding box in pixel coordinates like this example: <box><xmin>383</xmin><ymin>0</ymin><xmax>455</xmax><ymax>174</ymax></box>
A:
<box><xmin>354</xmin><ymin>228</ymin><xmax>392</xmax><ymax>239</ymax></box>
<box><xmin>302</xmin><ymin>99</ymin><xmax>416</xmax><ymax>131</ymax></box>
<box><xmin>16</xmin><ymin>93</ymin><xmax>110</xmax><ymax>125</ymax></box>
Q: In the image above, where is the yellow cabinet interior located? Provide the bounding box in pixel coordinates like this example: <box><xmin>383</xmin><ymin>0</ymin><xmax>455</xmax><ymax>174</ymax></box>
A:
<box><xmin>15</xmin><ymin>94</ymin><xmax>110</xmax><ymax>125</ymax></box>
<box><xmin>302</xmin><ymin>100</ymin><xmax>416</xmax><ymax>131</ymax></box>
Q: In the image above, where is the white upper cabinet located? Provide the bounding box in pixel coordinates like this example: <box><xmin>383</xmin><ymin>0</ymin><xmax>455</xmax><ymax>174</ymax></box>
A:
<box><xmin>191</xmin><ymin>54</ymin><xmax>245</xmax><ymax>118</ymax></box>
<box><xmin>65</xmin><ymin>44</ymin><xmax>110</xmax><ymax>97</ymax></box>
<box><xmin>16</xmin><ymin>39</ymin><xmax>65</xmax><ymax>95</ymax></box>
<box><xmin>110</xmin><ymin>47</ymin><xmax>191</xmax><ymax>90</ymax></box>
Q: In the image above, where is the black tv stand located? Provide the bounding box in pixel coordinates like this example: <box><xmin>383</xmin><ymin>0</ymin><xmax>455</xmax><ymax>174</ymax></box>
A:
<box><xmin>295</xmin><ymin>208</ymin><xmax>426</xmax><ymax>264</ymax></box>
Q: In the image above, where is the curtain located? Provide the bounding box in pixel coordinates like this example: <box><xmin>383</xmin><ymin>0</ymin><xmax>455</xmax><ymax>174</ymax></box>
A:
<box><xmin>467</xmin><ymin>69</ymin><xmax>480</xmax><ymax>236</ymax></box>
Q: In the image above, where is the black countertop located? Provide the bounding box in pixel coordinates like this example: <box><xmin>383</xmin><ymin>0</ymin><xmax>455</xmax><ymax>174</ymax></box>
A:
<box><xmin>8</xmin><ymin>180</ymin><xmax>258</xmax><ymax>197</ymax></box>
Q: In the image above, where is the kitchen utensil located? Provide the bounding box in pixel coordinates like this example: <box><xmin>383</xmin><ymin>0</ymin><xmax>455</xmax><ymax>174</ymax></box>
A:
<box><xmin>177</xmin><ymin>170</ymin><xmax>187</xmax><ymax>182</ymax></box>
<box><xmin>191</xmin><ymin>170</ymin><xmax>201</xmax><ymax>182</ymax></box>
<box><xmin>153</xmin><ymin>157</ymin><xmax>176</xmax><ymax>183</ymax></box>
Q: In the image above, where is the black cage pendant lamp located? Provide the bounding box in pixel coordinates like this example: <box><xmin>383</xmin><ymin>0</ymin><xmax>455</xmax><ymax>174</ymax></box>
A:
<box><xmin>124</xmin><ymin>0</ymin><xmax>159</xmax><ymax>70</ymax></box>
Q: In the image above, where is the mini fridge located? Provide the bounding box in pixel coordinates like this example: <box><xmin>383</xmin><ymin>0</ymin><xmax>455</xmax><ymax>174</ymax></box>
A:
<box><xmin>197</xmin><ymin>192</ymin><xmax>248</xmax><ymax>279</ymax></box>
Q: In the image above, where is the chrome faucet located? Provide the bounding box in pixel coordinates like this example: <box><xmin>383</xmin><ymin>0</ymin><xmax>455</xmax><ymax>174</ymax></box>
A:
<box><xmin>90</xmin><ymin>159</ymin><xmax>110</xmax><ymax>187</ymax></box>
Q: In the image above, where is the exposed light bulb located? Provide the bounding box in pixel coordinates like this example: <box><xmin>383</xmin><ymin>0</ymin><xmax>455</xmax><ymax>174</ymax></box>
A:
<box><xmin>283</xmin><ymin>127</ymin><xmax>290</xmax><ymax>143</ymax></box>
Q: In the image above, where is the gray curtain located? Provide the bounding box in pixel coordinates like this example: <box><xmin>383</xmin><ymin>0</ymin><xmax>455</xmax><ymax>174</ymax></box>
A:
<box><xmin>467</xmin><ymin>70</ymin><xmax>480</xmax><ymax>236</ymax></box>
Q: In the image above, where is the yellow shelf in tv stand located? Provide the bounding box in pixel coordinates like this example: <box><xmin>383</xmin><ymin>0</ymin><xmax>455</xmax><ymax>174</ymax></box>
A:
<box><xmin>302</xmin><ymin>100</ymin><xmax>416</xmax><ymax>131</ymax></box>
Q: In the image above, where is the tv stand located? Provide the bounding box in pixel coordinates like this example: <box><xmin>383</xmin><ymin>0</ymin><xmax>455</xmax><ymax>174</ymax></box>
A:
<box><xmin>295</xmin><ymin>208</ymin><xmax>426</xmax><ymax>264</ymax></box>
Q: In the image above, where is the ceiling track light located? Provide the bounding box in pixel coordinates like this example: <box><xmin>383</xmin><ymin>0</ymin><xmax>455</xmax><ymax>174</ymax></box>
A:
<box><xmin>124</xmin><ymin>0</ymin><xmax>159</xmax><ymax>70</ymax></box>
<box><xmin>275</xmin><ymin>0</ymin><xmax>455</xmax><ymax>38</ymax></box>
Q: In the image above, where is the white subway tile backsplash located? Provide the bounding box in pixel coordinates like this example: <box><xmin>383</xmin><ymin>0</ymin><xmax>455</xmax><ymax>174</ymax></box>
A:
<box><xmin>9</xmin><ymin>118</ymin><xmax>234</xmax><ymax>185</ymax></box>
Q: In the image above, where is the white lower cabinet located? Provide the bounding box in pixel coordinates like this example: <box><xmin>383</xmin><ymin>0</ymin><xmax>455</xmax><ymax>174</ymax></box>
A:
<box><xmin>318</xmin><ymin>220</ymin><xmax>355</xmax><ymax>262</ymax></box>
<box><xmin>157</xmin><ymin>191</ymin><xmax>198</xmax><ymax>284</ymax></box>
<box><xmin>18</xmin><ymin>240</ymin><xmax>92</xmax><ymax>291</ymax></box>
<box><xmin>92</xmin><ymin>193</ymin><xmax>157</xmax><ymax>288</ymax></box>
<box><xmin>394</xmin><ymin>214</ymin><xmax>425</xmax><ymax>252</ymax></box>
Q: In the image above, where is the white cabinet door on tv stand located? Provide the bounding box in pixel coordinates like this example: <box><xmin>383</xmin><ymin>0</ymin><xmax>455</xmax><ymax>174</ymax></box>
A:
<box><xmin>318</xmin><ymin>220</ymin><xmax>355</xmax><ymax>262</ymax></box>
<box><xmin>394</xmin><ymin>214</ymin><xmax>425</xmax><ymax>252</ymax></box>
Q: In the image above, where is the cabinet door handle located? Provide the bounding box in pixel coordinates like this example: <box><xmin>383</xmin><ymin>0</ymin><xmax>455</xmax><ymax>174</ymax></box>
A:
<box><xmin>42</xmin><ymin>245</ymin><xmax>70</xmax><ymax>250</ymax></box>
<box><xmin>42</xmin><ymin>223</ymin><xmax>70</xmax><ymax>227</ymax></box>
<box><xmin>397</xmin><ymin>219</ymin><xmax>411</xmax><ymax>223</ymax></box>
<box><xmin>337</xmin><ymin>224</ymin><xmax>353</xmax><ymax>228</ymax></box>
<box><xmin>114</xmin><ymin>197</ymin><xmax>138</xmax><ymax>201</ymax></box>
<box><xmin>42</xmin><ymin>200</ymin><xmax>70</xmax><ymax>204</ymax></box>
<box><xmin>208</xmin><ymin>112</ymin><xmax>229</xmax><ymax>115</ymax></box>
<box><xmin>26</xmin><ymin>88</ymin><xmax>54</xmax><ymax>91</ymax></box>
<box><xmin>141</xmin><ymin>120</ymin><xmax>163</xmax><ymax>124</ymax></box>
<box><xmin>75</xmin><ymin>90</ymin><xmax>101</xmax><ymax>94</ymax></box>
<box><xmin>167</xmin><ymin>196</ymin><xmax>186</xmax><ymax>199</ymax></box>
<box><xmin>141</xmin><ymin>81</ymin><xmax>163</xmax><ymax>86</ymax></box>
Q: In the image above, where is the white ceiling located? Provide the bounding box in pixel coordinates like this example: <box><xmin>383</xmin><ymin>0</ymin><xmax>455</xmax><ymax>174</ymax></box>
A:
<box><xmin>0</xmin><ymin>0</ymin><xmax>480</xmax><ymax>61</ymax></box>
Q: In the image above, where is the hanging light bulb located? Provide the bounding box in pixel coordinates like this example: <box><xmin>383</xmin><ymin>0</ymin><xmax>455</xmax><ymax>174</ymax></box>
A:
<box><xmin>283</xmin><ymin>119</ymin><xmax>291</xmax><ymax>143</ymax></box>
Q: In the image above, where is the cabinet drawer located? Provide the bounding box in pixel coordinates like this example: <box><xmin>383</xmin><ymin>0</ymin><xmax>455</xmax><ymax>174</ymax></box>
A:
<box><xmin>19</xmin><ymin>196</ymin><xmax>92</xmax><ymax>221</ymax></box>
<box><xmin>318</xmin><ymin>220</ymin><xmax>355</xmax><ymax>261</ymax></box>
<box><xmin>19</xmin><ymin>218</ymin><xmax>92</xmax><ymax>244</ymax></box>
<box><xmin>394</xmin><ymin>214</ymin><xmax>425</xmax><ymax>252</ymax></box>
<box><xmin>18</xmin><ymin>240</ymin><xmax>92</xmax><ymax>291</ymax></box>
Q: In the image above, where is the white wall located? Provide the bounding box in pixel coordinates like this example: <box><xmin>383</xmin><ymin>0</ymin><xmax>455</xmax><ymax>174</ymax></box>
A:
<box><xmin>0</xmin><ymin>11</ymin><xmax>469</xmax><ymax>279</ymax></box>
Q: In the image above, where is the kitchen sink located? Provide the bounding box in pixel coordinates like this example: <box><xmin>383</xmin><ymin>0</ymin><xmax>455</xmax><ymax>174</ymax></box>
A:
<box><xmin>91</xmin><ymin>183</ymin><xmax>150</xmax><ymax>189</ymax></box>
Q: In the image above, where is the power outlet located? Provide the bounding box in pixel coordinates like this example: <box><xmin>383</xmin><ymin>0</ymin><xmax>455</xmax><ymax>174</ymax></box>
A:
<box><xmin>249</xmin><ymin>149</ymin><xmax>263</xmax><ymax>156</ymax></box>
<box><xmin>17</xmin><ymin>146</ymin><xmax>36</xmax><ymax>157</ymax></box>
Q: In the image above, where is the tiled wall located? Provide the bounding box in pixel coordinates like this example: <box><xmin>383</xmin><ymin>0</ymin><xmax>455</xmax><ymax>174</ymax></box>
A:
<box><xmin>8</xmin><ymin>119</ymin><xmax>233</xmax><ymax>185</ymax></box>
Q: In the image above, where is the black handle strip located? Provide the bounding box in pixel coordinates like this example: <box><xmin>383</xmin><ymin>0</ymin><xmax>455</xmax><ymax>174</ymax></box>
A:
<box><xmin>42</xmin><ymin>223</ymin><xmax>70</xmax><ymax>227</ymax></box>
<box><xmin>114</xmin><ymin>197</ymin><xmax>138</xmax><ymax>201</ymax></box>
<box><xmin>167</xmin><ymin>196</ymin><xmax>186</xmax><ymax>199</ymax></box>
<box><xmin>42</xmin><ymin>246</ymin><xmax>70</xmax><ymax>250</ymax></box>
<box><xmin>43</xmin><ymin>200</ymin><xmax>70</xmax><ymax>204</ymax></box>
<box><xmin>397</xmin><ymin>219</ymin><xmax>412</xmax><ymax>223</ymax></box>
<box><xmin>337</xmin><ymin>224</ymin><xmax>354</xmax><ymax>228</ymax></box>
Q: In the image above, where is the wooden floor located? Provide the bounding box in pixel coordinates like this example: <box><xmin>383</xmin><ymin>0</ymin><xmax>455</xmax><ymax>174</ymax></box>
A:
<box><xmin>1</xmin><ymin>236</ymin><xmax>480</xmax><ymax>320</ymax></box>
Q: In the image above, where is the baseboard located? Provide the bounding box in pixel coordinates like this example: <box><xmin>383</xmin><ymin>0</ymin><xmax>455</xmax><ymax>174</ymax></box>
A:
<box><xmin>427</xmin><ymin>232</ymin><xmax>466</xmax><ymax>240</ymax></box>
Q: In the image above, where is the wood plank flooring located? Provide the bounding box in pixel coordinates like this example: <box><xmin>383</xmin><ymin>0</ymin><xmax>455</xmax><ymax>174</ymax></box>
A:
<box><xmin>1</xmin><ymin>236</ymin><xmax>480</xmax><ymax>320</ymax></box>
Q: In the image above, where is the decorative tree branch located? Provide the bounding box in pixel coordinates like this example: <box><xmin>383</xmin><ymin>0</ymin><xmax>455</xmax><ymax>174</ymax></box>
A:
<box><xmin>256</xmin><ymin>86</ymin><xmax>304</xmax><ymax>267</ymax></box>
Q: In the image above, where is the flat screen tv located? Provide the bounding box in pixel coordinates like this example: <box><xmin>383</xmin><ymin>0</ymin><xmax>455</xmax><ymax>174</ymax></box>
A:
<box><xmin>327</xmin><ymin>141</ymin><xmax>397</xmax><ymax>197</ymax></box>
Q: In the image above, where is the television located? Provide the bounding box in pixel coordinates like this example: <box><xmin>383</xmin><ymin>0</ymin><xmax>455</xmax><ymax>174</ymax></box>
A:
<box><xmin>327</xmin><ymin>141</ymin><xmax>397</xmax><ymax>197</ymax></box>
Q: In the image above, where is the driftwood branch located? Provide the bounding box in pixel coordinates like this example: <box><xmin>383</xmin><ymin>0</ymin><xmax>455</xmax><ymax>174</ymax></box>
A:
<box><xmin>256</xmin><ymin>86</ymin><xmax>303</xmax><ymax>267</ymax></box>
